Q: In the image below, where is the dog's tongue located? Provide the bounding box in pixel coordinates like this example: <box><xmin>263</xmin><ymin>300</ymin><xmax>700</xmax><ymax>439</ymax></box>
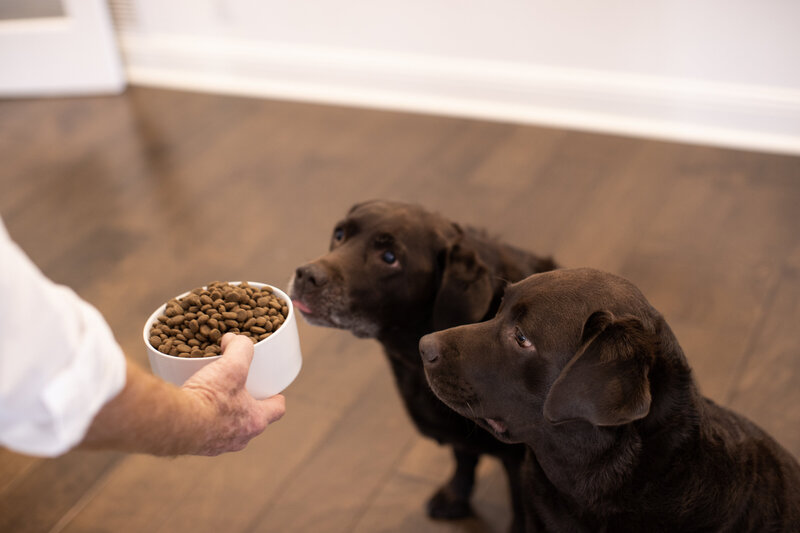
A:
<box><xmin>485</xmin><ymin>418</ymin><xmax>507</xmax><ymax>434</ymax></box>
<box><xmin>293</xmin><ymin>299</ymin><xmax>312</xmax><ymax>314</ymax></box>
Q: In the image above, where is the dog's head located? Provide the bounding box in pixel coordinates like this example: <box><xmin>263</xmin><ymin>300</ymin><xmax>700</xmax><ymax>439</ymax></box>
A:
<box><xmin>420</xmin><ymin>268</ymin><xmax>665</xmax><ymax>444</ymax></box>
<box><xmin>288</xmin><ymin>200</ymin><xmax>498</xmax><ymax>339</ymax></box>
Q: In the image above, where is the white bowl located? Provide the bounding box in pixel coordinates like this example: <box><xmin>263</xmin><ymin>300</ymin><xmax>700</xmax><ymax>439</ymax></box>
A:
<box><xmin>143</xmin><ymin>282</ymin><xmax>302</xmax><ymax>399</ymax></box>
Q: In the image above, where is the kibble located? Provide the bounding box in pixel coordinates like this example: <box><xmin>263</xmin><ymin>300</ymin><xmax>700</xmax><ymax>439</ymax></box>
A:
<box><xmin>148</xmin><ymin>281</ymin><xmax>288</xmax><ymax>358</ymax></box>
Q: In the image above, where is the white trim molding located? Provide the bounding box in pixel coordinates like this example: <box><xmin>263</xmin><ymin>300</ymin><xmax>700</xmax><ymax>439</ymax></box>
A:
<box><xmin>121</xmin><ymin>33</ymin><xmax>800</xmax><ymax>155</ymax></box>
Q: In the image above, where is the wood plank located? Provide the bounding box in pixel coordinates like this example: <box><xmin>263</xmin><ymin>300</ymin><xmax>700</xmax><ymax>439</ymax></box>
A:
<box><xmin>243</xmin><ymin>363</ymin><xmax>417</xmax><ymax>533</ymax></box>
<box><xmin>489</xmin><ymin>130</ymin><xmax>648</xmax><ymax>255</ymax></box>
<box><xmin>617</xmin><ymin>146</ymin><xmax>800</xmax><ymax>401</ymax></box>
<box><xmin>0</xmin><ymin>451</ymin><xmax>123</xmax><ymax>533</ymax></box>
<box><xmin>1</xmin><ymin>87</ymin><xmax>799</xmax><ymax>533</ymax></box>
<box><xmin>60</xmin><ymin>396</ymin><xmax>340</xmax><ymax>533</ymax></box>
<box><xmin>727</xmin><ymin>245</ymin><xmax>800</xmax><ymax>458</ymax></box>
<box><xmin>0</xmin><ymin>450</ymin><xmax>39</xmax><ymax>498</ymax></box>
<box><xmin>353</xmin><ymin>444</ymin><xmax>510</xmax><ymax>533</ymax></box>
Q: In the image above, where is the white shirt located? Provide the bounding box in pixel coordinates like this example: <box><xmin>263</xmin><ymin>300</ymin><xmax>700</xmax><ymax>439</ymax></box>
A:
<box><xmin>0</xmin><ymin>218</ymin><xmax>126</xmax><ymax>457</ymax></box>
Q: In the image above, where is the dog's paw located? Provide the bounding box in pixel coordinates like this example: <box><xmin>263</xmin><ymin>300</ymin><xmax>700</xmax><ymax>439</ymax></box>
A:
<box><xmin>426</xmin><ymin>486</ymin><xmax>473</xmax><ymax>520</ymax></box>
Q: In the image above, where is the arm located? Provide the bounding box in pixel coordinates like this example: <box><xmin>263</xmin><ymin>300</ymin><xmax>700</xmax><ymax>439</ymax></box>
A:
<box><xmin>79</xmin><ymin>333</ymin><xmax>285</xmax><ymax>456</ymax></box>
<box><xmin>1</xmin><ymin>217</ymin><xmax>282</xmax><ymax>457</ymax></box>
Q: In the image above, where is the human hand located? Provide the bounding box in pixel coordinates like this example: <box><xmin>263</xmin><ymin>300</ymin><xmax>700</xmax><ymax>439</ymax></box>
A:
<box><xmin>181</xmin><ymin>333</ymin><xmax>286</xmax><ymax>456</ymax></box>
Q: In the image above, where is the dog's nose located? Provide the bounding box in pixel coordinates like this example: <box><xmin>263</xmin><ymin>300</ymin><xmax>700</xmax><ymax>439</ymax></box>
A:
<box><xmin>419</xmin><ymin>334</ymin><xmax>442</xmax><ymax>365</ymax></box>
<box><xmin>295</xmin><ymin>263</ymin><xmax>329</xmax><ymax>288</ymax></box>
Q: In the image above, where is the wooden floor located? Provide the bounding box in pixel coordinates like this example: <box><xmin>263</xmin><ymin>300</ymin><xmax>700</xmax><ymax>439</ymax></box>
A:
<box><xmin>1</xmin><ymin>87</ymin><xmax>798</xmax><ymax>533</ymax></box>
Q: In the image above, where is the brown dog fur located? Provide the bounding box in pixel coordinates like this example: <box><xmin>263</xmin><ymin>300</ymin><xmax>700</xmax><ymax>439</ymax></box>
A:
<box><xmin>420</xmin><ymin>268</ymin><xmax>800</xmax><ymax>532</ymax></box>
<box><xmin>289</xmin><ymin>200</ymin><xmax>557</xmax><ymax>529</ymax></box>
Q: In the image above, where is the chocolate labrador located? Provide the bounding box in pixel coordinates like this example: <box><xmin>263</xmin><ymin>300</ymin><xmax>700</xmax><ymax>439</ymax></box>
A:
<box><xmin>420</xmin><ymin>268</ymin><xmax>800</xmax><ymax>532</ymax></box>
<box><xmin>289</xmin><ymin>200</ymin><xmax>557</xmax><ymax>529</ymax></box>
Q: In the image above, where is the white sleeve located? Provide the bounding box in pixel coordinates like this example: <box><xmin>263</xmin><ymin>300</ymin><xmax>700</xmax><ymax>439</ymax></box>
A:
<box><xmin>0</xmin><ymin>219</ymin><xmax>127</xmax><ymax>457</ymax></box>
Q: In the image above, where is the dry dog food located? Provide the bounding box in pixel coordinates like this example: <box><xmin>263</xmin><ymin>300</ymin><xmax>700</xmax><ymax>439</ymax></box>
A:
<box><xmin>148</xmin><ymin>281</ymin><xmax>288</xmax><ymax>358</ymax></box>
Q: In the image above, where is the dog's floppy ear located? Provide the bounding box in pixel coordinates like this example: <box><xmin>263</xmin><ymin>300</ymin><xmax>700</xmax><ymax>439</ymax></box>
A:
<box><xmin>432</xmin><ymin>232</ymin><xmax>494</xmax><ymax>331</ymax></box>
<box><xmin>543</xmin><ymin>311</ymin><xmax>654</xmax><ymax>427</ymax></box>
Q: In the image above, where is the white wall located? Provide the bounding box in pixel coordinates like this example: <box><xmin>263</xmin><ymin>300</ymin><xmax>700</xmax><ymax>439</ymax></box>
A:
<box><xmin>116</xmin><ymin>0</ymin><xmax>800</xmax><ymax>154</ymax></box>
<box><xmin>0</xmin><ymin>0</ymin><xmax>124</xmax><ymax>96</ymax></box>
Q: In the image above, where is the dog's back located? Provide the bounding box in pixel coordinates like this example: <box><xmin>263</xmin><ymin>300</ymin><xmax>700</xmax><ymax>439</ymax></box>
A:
<box><xmin>689</xmin><ymin>399</ymin><xmax>800</xmax><ymax>531</ymax></box>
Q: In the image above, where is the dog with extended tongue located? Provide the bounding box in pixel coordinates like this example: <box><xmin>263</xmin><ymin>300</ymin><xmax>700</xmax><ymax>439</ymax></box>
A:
<box><xmin>420</xmin><ymin>267</ymin><xmax>800</xmax><ymax>532</ymax></box>
<box><xmin>288</xmin><ymin>200</ymin><xmax>557</xmax><ymax>531</ymax></box>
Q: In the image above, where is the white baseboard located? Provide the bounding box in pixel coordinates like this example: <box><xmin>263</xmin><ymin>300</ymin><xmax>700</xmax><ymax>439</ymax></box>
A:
<box><xmin>120</xmin><ymin>33</ymin><xmax>800</xmax><ymax>155</ymax></box>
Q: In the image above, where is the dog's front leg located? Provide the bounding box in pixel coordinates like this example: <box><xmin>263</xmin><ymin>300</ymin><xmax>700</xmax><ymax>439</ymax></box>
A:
<box><xmin>426</xmin><ymin>447</ymin><xmax>479</xmax><ymax>519</ymax></box>
<box><xmin>502</xmin><ymin>452</ymin><xmax>526</xmax><ymax>533</ymax></box>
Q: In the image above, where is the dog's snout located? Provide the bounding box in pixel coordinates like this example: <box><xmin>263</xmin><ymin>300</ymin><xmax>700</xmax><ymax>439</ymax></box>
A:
<box><xmin>419</xmin><ymin>334</ymin><xmax>443</xmax><ymax>365</ymax></box>
<box><xmin>295</xmin><ymin>263</ymin><xmax>329</xmax><ymax>288</ymax></box>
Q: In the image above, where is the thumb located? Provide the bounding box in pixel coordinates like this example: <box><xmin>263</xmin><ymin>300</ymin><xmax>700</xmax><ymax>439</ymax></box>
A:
<box><xmin>218</xmin><ymin>333</ymin><xmax>255</xmax><ymax>376</ymax></box>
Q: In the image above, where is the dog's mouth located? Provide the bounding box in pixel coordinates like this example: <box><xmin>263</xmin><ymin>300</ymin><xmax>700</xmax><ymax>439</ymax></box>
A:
<box><xmin>482</xmin><ymin>417</ymin><xmax>510</xmax><ymax>438</ymax></box>
<box><xmin>291</xmin><ymin>297</ymin><xmax>337</xmax><ymax>327</ymax></box>
<box><xmin>289</xmin><ymin>291</ymin><xmax>380</xmax><ymax>339</ymax></box>
<box><xmin>292</xmin><ymin>299</ymin><xmax>313</xmax><ymax>315</ymax></box>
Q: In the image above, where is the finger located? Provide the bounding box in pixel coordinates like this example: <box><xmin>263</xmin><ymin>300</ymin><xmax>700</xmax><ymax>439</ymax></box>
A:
<box><xmin>219</xmin><ymin>333</ymin><xmax>255</xmax><ymax>374</ymax></box>
<box><xmin>220</xmin><ymin>332</ymin><xmax>237</xmax><ymax>351</ymax></box>
<box><xmin>258</xmin><ymin>394</ymin><xmax>286</xmax><ymax>425</ymax></box>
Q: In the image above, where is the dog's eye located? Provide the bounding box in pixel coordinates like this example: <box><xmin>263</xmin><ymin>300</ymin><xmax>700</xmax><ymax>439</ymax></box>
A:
<box><xmin>333</xmin><ymin>228</ymin><xmax>345</xmax><ymax>242</ymax></box>
<box><xmin>381</xmin><ymin>250</ymin><xmax>398</xmax><ymax>265</ymax></box>
<box><xmin>514</xmin><ymin>328</ymin><xmax>533</xmax><ymax>348</ymax></box>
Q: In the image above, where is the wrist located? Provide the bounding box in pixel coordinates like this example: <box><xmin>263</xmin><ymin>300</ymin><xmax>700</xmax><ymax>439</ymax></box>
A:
<box><xmin>80</xmin><ymin>360</ymin><xmax>215</xmax><ymax>456</ymax></box>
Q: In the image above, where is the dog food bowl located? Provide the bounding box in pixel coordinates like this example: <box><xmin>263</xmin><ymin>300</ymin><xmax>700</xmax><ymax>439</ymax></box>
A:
<box><xmin>143</xmin><ymin>282</ymin><xmax>302</xmax><ymax>399</ymax></box>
